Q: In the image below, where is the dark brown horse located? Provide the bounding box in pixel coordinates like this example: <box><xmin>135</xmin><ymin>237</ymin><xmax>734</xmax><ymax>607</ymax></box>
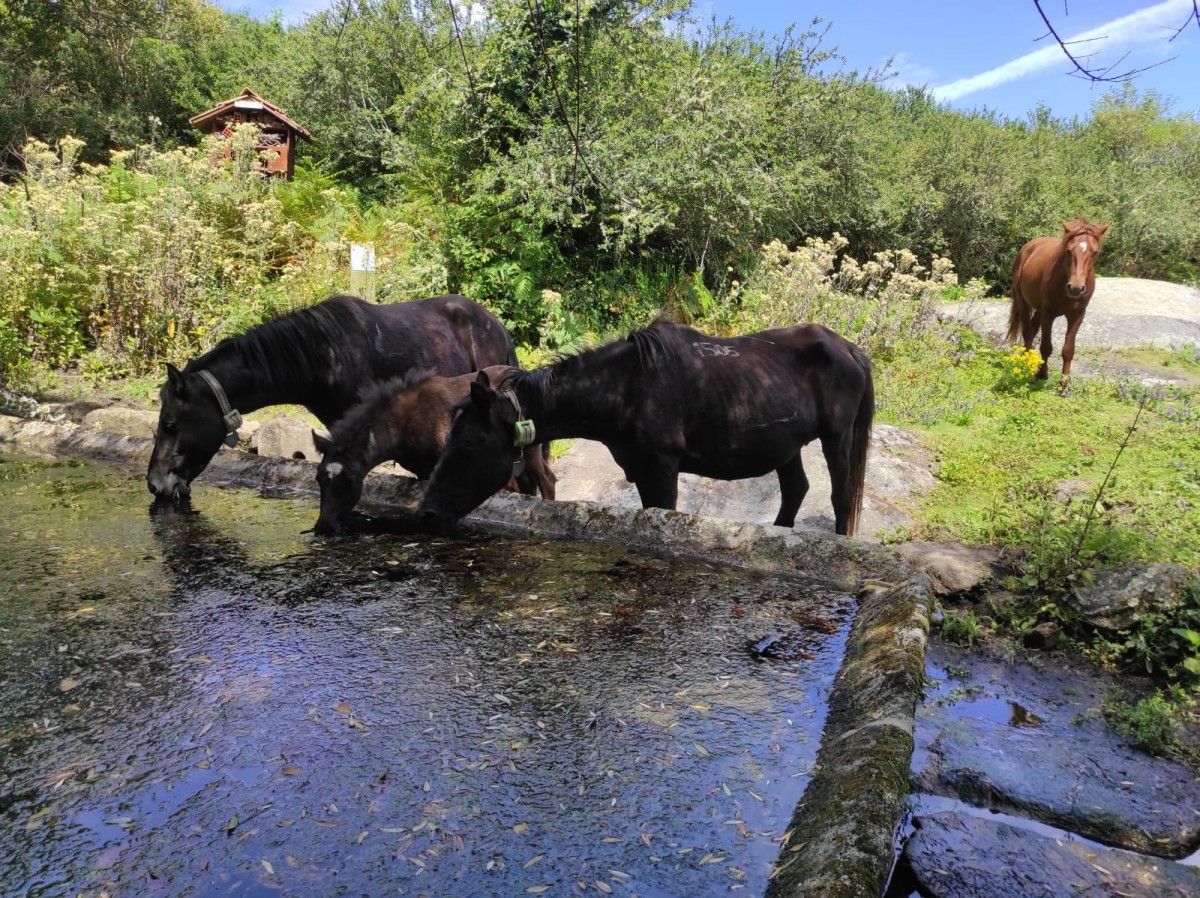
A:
<box><xmin>147</xmin><ymin>294</ymin><xmax>516</xmax><ymax>502</ymax></box>
<box><xmin>418</xmin><ymin>320</ymin><xmax>874</xmax><ymax>536</ymax></box>
<box><xmin>311</xmin><ymin>366</ymin><xmax>556</xmax><ymax>535</ymax></box>
<box><xmin>1008</xmin><ymin>219</ymin><xmax>1108</xmax><ymax>390</ymax></box>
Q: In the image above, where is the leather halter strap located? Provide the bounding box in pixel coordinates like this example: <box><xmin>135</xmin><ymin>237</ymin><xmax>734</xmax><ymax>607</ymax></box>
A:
<box><xmin>196</xmin><ymin>370</ymin><xmax>243</xmax><ymax>436</ymax></box>
<box><xmin>498</xmin><ymin>387</ymin><xmax>536</xmax><ymax>448</ymax></box>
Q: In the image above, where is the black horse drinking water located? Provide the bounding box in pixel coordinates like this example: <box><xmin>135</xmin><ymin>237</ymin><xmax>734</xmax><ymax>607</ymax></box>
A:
<box><xmin>418</xmin><ymin>320</ymin><xmax>874</xmax><ymax>535</ymax></box>
<box><xmin>147</xmin><ymin>294</ymin><xmax>515</xmax><ymax>502</ymax></box>
<box><xmin>311</xmin><ymin>365</ymin><xmax>557</xmax><ymax>536</ymax></box>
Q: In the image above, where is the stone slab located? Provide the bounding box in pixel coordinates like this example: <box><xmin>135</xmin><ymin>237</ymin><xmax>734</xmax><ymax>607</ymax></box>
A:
<box><xmin>915</xmin><ymin>641</ymin><xmax>1200</xmax><ymax>858</ymax></box>
<box><xmin>552</xmin><ymin>423</ymin><xmax>934</xmax><ymax>541</ymax></box>
<box><xmin>906</xmin><ymin>811</ymin><xmax>1200</xmax><ymax>898</ymax></box>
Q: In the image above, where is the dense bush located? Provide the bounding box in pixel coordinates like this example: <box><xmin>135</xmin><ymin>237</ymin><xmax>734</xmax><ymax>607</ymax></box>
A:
<box><xmin>0</xmin><ymin>129</ymin><xmax>447</xmax><ymax>382</ymax></box>
<box><xmin>3</xmin><ymin>0</ymin><xmax>1200</xmax><ymax>382</ymax></box>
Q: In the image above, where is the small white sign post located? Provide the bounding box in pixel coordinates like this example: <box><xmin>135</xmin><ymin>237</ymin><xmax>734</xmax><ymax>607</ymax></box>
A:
<box><xmin>350</xmin><ymin>242</ymin><xmax>377</xmax><ymax>302</ymax></box>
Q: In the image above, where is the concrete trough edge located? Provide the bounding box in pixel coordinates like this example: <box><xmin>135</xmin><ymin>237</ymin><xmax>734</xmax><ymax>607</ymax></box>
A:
<box><xmin>0</xmin><ymin>413</ymin><xmax>933</xmax><ymax>898</ymax></box>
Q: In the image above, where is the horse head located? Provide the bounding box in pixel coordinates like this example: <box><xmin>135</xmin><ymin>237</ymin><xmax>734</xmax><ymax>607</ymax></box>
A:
<box><xmin>147</xmin><ymin>364</ymin><xmax>231</xmax><ymax>503</ymax></box>
<box><xmin>1061</xmin><ymin>220</ymin><xmax>1108</xmax><ymax>299</ymax></box>
<box><xmin>418</xmin><ymin>370</ymin><xmax>524</xmax><ymax>534</ymax></box>
<box><xmin>312</xmin><ymin>430</ymin><xmax>371</xmax><ymax>536</ymax></box>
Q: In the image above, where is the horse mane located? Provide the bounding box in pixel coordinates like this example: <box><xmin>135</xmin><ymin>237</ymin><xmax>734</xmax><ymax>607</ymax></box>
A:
<box><xmin>185</xmin><ymin>295</ymin><xmax>369</xmax><ymax>386</ymax></box>
<box><xmin>1061</xmin><ymin>218</ymin><xmax>1107</xmax><ymax>242</ymax></box>
<box><xmin>327</xmin><ymin>376</ymin><xmax>407</xmax><ymax>447</ymax></box>
<box><xmin>509</xmin><ymin>320</ymin><xmax>680</xmax><ymax>406</ymax></box>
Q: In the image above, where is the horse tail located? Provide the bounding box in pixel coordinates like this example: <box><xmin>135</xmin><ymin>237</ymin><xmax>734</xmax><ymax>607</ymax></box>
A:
<box><xmin>1006</xmin><ymin>252</ymin><xmax>1027</xmax><ymax>343</ymax></box>
<box><xmin>846</xmin><ymin>345</ymin><xmax>874</xmax><ymax>537</ymax></box>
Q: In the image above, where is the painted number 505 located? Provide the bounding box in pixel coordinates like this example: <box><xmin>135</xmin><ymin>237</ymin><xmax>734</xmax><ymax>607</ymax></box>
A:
<box><xmin>692</xmin><ymin>342</ymin><xmax>740</xmax><ymax>358</ymax></box>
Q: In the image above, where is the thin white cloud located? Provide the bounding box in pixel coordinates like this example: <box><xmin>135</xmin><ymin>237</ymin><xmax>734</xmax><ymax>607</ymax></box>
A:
<box><xmin>884</xmin><ymin>52</ymin><xmax>938</xmax><ymax>89</ymax></box>
<box><xmin>931</xmin><ymin>0</ymin><xmax>1193</xmax><ymax>101</ymax></box>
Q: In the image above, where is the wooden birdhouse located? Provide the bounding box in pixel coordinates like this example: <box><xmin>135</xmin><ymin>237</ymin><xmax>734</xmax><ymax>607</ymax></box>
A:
<box><xmin>189</xmin><ymin>88</ymin><xmax>311</xmax><ymax>179</ymax></box>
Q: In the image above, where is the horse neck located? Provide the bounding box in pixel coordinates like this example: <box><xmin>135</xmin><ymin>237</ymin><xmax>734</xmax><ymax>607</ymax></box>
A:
<box><xmin>518</xmin><ymin>348</ymin><xmax>632</xmax><ymax>442</ymax></box>
<box><xmin>196</xmin><ymin>340</ymin><xmax>321</xmax><ymax>415</ymax></box>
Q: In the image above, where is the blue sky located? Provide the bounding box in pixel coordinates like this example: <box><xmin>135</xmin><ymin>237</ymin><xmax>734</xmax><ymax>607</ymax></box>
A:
<box><xmin>218</xmin><ymin>0</ymin><xmax>1200</xmax><ymax>120</ymax></box>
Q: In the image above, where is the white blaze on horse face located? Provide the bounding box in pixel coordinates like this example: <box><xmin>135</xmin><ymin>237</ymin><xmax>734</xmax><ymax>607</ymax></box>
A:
<box><xmin>325</xmin><ymin>462</ymin><xmax>344</xmax><ymax>478</ymax></box>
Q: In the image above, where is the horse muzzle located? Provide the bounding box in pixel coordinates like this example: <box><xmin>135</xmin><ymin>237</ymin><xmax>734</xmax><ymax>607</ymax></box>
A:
<box><xmin>147</xmin><ymin>472</ymin><xmax>190</xmax><ymax>504</ymax></box>
<box><xmin>1066</xmin><ymin>283</ymin><xmax>1086</xmax><ymax>298</ymax></box>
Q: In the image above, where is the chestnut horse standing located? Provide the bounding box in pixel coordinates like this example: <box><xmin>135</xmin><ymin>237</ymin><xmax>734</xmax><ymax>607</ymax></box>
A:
<box><xmin>1008</xmin><ymin>219</ymin><xmax>1108</xmax><ymax>390</ymax></box>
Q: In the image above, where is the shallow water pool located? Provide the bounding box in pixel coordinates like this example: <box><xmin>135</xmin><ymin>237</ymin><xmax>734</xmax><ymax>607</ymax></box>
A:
<box><xmin>0</xmin><ymin>456</ymin><xmax>854</xmax><ymax>898</ymax></box>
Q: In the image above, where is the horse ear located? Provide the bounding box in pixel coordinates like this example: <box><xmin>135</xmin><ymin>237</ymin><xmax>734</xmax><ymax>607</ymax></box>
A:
<box><xmin>469</xmin><ymin>378</ymin><xmax>493</xmax><ymax>408</ymax></box>
<box><xmin>312</xmin><ymin>430</ymin><xmax>331</xmax><ymax>454</ymax></box>
<box><xmin>1097</xmin><ymin>224</ymin><xmax>1109</xmax><ymax>238</ymax></box>
<box><xmin>166</xmin><ymin>363</ymin><xmax>186</xmax><ymax>397</ymax></box>
<box><xmin>1060</xmin><ymin>221</ymin><xmax>1073</xmax><ymax>235</ymax></box>
<box><xmin>474</xmin><ymin>369</ymin><xmax>491</xmax><ymax>389</ymax></box>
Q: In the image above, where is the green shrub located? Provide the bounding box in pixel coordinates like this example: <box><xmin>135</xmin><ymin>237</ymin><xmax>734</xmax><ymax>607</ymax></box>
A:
<box><xmin>941</xmin><ymin>610</ymin><xmax>985</xmax><ymax>647</ymax></box>
<box><xmin>1103</xmin><ymin>691</ymin><xmax>1179</xmax><ymax>755</ymax></box>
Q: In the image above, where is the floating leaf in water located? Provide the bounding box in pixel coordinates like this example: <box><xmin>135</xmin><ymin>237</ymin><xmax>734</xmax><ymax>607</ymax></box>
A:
<box><xmin>333</xmin><ymin>702</ymin><xmax>351</xmax><ymax>714</ymax></box>
<box><xmin>513</xmin><ymin>822</ymin><xmax>529</xmax><ymax>835</ymax></box>
<box><xmin>261</xmin><ymin>859</ymin><xmax>274</xmax><ymax>875</ymax></box>
<box><xmin>281</xmin><ymin>766</ymin><xmax>301</xmax><ymax>776</ymax></box>
<box><xmin>698</xmin><ymin>852</ymin><xmax>727</xmax><ymax>865</ymax></box>
<box><xmin>523</xmin><ymin>855</ymin><xmax>544</xmax><ymax>869</ymax></box>
<box><xmin>693</xmin><ymin>742</ymin><xmax>711</xmax><ymax>757</ymax></box>
<box><xmin>526</xmin><ymin>886</ymin><xmax>551</xmax><ymax>894</ymax></box>
<box><xmin>595</xmin><ymin>881</ymin><xmax>612</xmax><ymax>894</ymax></box>
<box><xmin>58</xmin><ymin>677</ymin><xmax>81</xmax><ymax>693</ymax></box>
<box><xmin>94</xmin><ymin>844</ymin><xmax>122</xmax><ymax>870</ymax></box>
<box><xmin>222</xmin><ymin>814</ymin><xmax>239</xmax><ymax>835</ymax></box>
<box><xmin>356</xmin><ymin>830</ymin><xmax>369</xmax><ymax>844</ymax></box>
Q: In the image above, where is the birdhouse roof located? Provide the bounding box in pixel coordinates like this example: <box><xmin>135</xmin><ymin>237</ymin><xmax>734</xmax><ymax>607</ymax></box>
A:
<box><xmin>189</xmin><ymin>88</ymin><xmax>312</xmax><ymax>140</ymax></box>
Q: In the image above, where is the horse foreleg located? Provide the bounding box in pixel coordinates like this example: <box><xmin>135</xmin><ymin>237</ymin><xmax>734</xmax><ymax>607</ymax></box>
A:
<box><xmin>634</xmin><ymin>462</ymin><xmax>679</xmax><ymax>511</ymax></box>
<box><xmin>1037</xmin><ymin>316</ymin><xmax>1055</xmax><ymax>380</ymax></box>
<box><xmin>773</xmin><ymin>454</ymin><xmax>809</xmax><ymax>528</ymax></box>
<box><xmin>821</xmin><ymin>435</ymin><xmax>855</xmax><ymax>536</ymax></box>
<box><xmin>1059</xmin><ymin>312</ymin><xmax>1085</xmax><ymax>392</ymax></box>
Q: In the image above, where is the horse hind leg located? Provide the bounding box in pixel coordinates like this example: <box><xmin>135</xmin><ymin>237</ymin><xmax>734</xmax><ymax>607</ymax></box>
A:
<box><xmin>773</xmin><ymin>454</ymin><xmax>808</xmax><ymax>528</ymax></box>
<box><xmin>1023</xmin><ymin>308</ymin><xmax>1041</xmax><ymax>352</ymax></box>
<box><xmin>821</xmin><ymin>434</ymin><xmax>855</xmax><ymax>536</ymax></box>
<box><xmin>1037</xmin><ymin>316</ymin><xmax>1054</xmax><ymax>380</ymax></box>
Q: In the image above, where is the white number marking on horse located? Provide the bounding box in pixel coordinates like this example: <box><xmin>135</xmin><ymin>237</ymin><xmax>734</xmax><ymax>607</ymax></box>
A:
<box><xmin>692</xmin><ymin>342</ymin><xmax>740</xmax><ymax>358</ymax></box>
<box><xmin>325</xmin><ymin>462</ymin><xmax>343</xmax><ymax>477</ymax></box>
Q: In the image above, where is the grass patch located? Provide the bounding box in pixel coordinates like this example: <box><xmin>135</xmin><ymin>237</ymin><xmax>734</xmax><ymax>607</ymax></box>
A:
<box><xmin>880</xmin><ymin>331</ymin><xmax>1200</xmax><ymax>569</ymax></box>
<box><xmin>1103</xmin><ymin>690</ymin><xmax>1193</xmax><ymax>760</ymax></box>
<box><xmin>940</xmin><ymin>609</ymin><xmax>986</xmax><ymax>647</ymax></box>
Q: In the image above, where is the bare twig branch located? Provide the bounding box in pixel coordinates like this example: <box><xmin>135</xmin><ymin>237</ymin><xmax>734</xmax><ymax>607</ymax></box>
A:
<box><xmin>1169</xmin><ymin>1</ymin><xmax>1200</xmax><ymax>41</ymax></box>
<box><xmin>1033</xmin><ymin>0</ymin><xmax>1196</xmax><ymax>83</ymax></box>
<box><xmin>446</xmin><ymin>0</ymin><xmax>480</xmax><ymax>106</ymax></box>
